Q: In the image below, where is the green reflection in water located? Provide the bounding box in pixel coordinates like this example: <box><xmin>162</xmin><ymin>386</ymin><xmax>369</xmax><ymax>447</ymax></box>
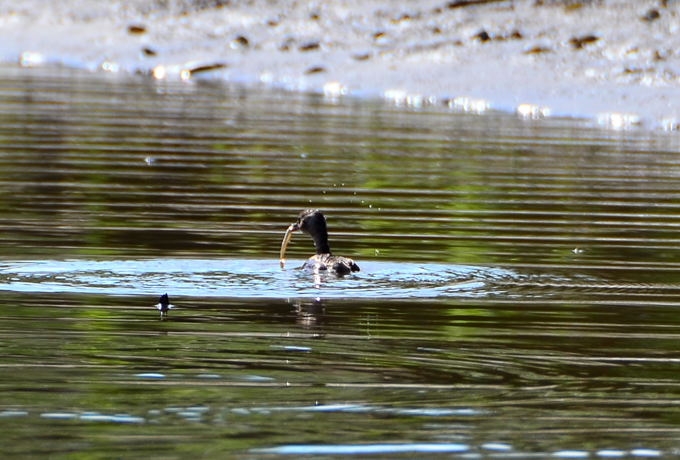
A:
<box><xmin>1</xmin><ymin>67</ymin><xmax>680</xmax><ymax>457</ymax></box>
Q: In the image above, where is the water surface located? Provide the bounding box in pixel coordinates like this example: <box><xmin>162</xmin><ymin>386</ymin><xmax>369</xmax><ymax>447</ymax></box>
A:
<box><xmin>1</xmin><ymin>65</ymin><xmax>680</xmax><ymax>458</ymax></box>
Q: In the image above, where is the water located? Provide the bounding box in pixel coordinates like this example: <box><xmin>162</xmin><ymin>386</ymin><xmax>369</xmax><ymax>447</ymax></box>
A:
<box><xmin>0</xmin><ymin>258</ymin><xmax>511</xmax><ymax>298</ymax></box>
<box><xmin>1</xmin><ymin>65</ymin><xmax>680</xmax><ymax>458</ymax></box>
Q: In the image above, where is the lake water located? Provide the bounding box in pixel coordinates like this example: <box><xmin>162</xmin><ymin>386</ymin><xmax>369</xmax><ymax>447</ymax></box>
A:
<box><xmin>2</xmin><ymin>65</ymin><xmax>680</xmax><ymax>458</ymax></box>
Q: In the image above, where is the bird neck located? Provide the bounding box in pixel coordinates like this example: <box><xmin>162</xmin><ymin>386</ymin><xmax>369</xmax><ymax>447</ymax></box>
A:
<box><xmin>313</xmin><ymin>235</ymin><xmax>331</xmax><ymax>255</ymax></box>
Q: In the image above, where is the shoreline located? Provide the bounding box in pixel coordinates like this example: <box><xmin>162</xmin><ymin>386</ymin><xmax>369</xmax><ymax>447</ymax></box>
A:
<box><xmin>1</xmin><ymin>0</ymin><xmax>679</xmax><ymax>131</ymax></box>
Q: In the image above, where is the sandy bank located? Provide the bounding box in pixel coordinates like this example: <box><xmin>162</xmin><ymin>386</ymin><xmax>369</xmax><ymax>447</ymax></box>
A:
<box><xmin>1</xmin><ymin>0</ymin><xmax>679</xmax><ymax>130</ymax></box>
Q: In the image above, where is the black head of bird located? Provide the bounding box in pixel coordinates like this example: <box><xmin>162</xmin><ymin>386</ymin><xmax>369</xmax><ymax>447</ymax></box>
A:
<box><xmin>280</xmin><ymin>209</ymin><xmax>359</xmax><ymax>275</ymax></box>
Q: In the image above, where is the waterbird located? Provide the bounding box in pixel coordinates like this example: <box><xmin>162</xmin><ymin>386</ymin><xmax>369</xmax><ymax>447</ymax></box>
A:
<box><xmin>155</xmin><ymin>293</ymin><xmax>174</xmax><ymax>318</ymax></box>
<box><xmin>280</xmin><ymin>209</ymin><xmax>360</xmax><ymax>275</ymax></box>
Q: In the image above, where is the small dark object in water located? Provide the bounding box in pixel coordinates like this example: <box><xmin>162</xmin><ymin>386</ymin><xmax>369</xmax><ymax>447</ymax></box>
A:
<box><xmin>156</xmin><ymin>293</ymin><xmax>174</xmax><ymax>318</ymax></box>
<box><xmin>280</xmin><ymin>209</ymin><xmax>360</xmax><ymax>275</ymax></box>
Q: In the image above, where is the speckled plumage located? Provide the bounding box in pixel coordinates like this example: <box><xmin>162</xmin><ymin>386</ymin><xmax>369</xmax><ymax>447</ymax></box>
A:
<box><xmin>303</xmin><ymin>252</ymin><xmax>359</xmax><ymax>275</ymax></box>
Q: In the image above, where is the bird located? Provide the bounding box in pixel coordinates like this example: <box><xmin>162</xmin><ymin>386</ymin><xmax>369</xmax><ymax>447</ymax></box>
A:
<box><xmin>280</xmin><ymin>209</ymin><xmax>360</xmax><ymax>275</ymax></box>
<box><xmin>155</xmin><ymin>293</ymin><xmax>174</xmax><ymax>318</ymax></box>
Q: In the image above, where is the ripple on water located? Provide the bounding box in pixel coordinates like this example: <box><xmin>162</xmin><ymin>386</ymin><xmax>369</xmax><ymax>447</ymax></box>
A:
<box><xmin>0</xmin><ymin>258</ymin><xmax>520</xmax><ymax>299</ymax></box>
<box><xmin>253</xmin><ymin>443</ymin><xmax>470</xmax><ymax>455</ymax></box>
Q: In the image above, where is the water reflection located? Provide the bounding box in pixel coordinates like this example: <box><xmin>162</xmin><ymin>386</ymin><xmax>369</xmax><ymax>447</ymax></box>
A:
<box><xmin>1</xmin><ymin>66</ymin><xmax>680</xmax><ymax>457</ymax></box>
<box><xmin>0</xmin><ymin>258</ymin><xmax>517</xmax><ymax>298</ymax></box>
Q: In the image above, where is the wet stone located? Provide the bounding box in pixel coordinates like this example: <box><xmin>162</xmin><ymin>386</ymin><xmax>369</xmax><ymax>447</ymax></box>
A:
<box><xmin>141</xmin><ymin>47</ymin><xmax>157</xmax><ymax>57</ymax></box>
<box><xmin>641</xmin><ymin>8</ymin><xmax>660</xmax><ymax>22</ymax></box>
<box><xmin>569</xmin><ymin>34</ymin><xmax>599</xmax><ymax>49</ymax></box>
<box><xmin>232</xmin><ymin>35</ymin><xmax>250</xmax><ymax>48</ymax></box>
<box><xmin>474</xmin><ymin>30</ymin><xmax>491</xmax><ymax>42</ymax></box>
<box><xmin>305</xmin><ymin>65</ymin><xmax>326</xmax><ymax>74</ymax></box>
<box><xmin>127</xmin><ymin>24</ymin><xmax>147</xmax><ymax>34</ymax></box>
<box><xmin>299</xmin><ymin>41</ymin><xmax>321</xmax><ymax>51</ymax></box>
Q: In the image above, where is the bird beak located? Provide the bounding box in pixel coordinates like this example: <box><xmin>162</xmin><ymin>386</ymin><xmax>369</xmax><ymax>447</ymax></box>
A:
<box><xmin>279</xmin><ymin>223</ymin><xmax>299</xmax><ymax>268</ymax></box>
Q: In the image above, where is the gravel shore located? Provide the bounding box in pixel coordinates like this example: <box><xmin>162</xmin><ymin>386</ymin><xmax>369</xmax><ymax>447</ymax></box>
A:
<box><xmin>1</xmin><ymin>0</ymin><xmax>679</xmax><ymax>130</ymax></box>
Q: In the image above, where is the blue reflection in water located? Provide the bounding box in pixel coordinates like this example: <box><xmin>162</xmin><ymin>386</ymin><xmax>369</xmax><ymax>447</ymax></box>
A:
<box><xmin>0</xmin><ymin>258</ymin><xmax>518</xmax><ymax>299</ymax></box>
<box><xmin>253</xmin><ymin>443</ymin><xmax>469</xmax><ymax>455</ymax></box>
<box><xmin>41</xmin><ymin>412</ymin><xmax>144</xmax><ymax>423</ymax></box>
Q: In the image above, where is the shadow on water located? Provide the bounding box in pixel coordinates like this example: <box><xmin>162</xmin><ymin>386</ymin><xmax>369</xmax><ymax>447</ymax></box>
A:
<box><xmin>1</xmin><ymin>65</ymin><xmax>680</xmax><ymax>457</ymax></box>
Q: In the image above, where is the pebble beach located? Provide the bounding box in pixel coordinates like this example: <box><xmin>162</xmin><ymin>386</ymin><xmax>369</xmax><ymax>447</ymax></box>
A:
<box><xmin>1</xmin><ymin>0</ymin><xmax>679</xmax><ymax>130</ymax></box>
